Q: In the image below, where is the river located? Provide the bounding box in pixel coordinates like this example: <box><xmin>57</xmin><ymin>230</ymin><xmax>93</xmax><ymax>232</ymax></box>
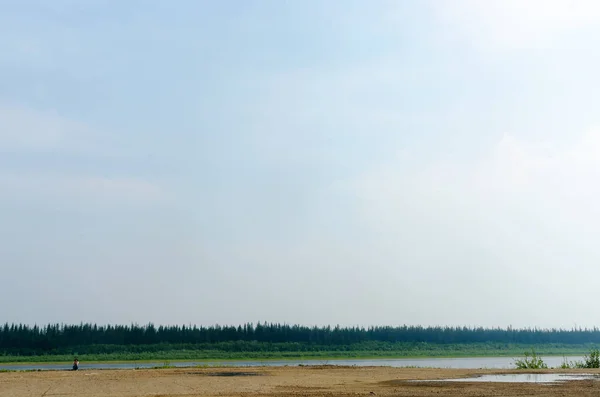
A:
<box><xmin>0</xmin><ymin>356</ymin><xmax>584</xmax><ymax>371</ymax></box>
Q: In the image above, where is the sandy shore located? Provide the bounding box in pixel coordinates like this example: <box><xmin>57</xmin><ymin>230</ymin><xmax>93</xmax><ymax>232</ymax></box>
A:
<box><xmin>1</xmin><ymin>366</ymin><xmax>600</xmax><ymax>396</ymax></box>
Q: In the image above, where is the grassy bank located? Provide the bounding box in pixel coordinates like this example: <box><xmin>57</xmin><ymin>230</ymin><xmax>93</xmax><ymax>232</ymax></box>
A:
<box><xmin>0</xmin><ymin>343</ymin><xmax>595</xmax><ymax>364</ymax></box>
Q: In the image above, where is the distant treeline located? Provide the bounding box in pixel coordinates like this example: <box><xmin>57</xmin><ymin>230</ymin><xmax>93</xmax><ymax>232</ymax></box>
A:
<box><xmin>2</xmin><ymin>323</ymin><xmax>600</xmax><ymax>355</ymax></box>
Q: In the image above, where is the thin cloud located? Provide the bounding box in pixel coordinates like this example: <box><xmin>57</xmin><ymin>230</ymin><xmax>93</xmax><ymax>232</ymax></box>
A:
<box><xmin>347</xmin><ymin>127</ymin><xmax>600</xmax><ymax>224</ymax></box>
<box><xmin>0</xmin><ymin>103</ymin><xmax>130</xmax><ymax>156</ymax></box>
<box><xmin>0</xmin><ymin>172</ymin><xmax>168</xmax><ymax>205</ymax></box>
<box><xmin>430</xmin><ymin>0</ymin><xmax>600</xmax><ymax>50</ymax></box>
<box><xmin>0</xmin><ymin>104</ymin><xmax>73</xmax><ymax>150</ymax></box>
<box><xmin>0</xmin><ymin>103</ymin><xmax>171</xmax><ymax>207</ymax></box>
<box><xmin>329</xmin><ymin>128</ymin><xmax>600</xmax><ymax>327</ymax></box>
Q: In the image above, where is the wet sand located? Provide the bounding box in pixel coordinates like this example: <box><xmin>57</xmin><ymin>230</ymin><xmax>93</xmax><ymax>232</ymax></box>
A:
<box><xmin>1</xmin><ymin>366</ymin><xmax>600</xmax><ymax>396</ymax></box>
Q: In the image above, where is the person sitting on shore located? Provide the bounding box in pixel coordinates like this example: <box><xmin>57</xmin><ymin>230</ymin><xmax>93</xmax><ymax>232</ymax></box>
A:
<box><xmin>72</xmin><ymin>358</ymin><xmax>79</xmax><ymax>371</ymax></box>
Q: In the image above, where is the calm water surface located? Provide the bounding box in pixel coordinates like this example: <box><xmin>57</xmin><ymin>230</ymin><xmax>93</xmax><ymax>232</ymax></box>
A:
<box><xmin>428</xmin><ymin>373</ymin><xmax>599</xmax><ymax>383</ymax></box>
<box><xmin>0</xmin><ymin>356</ymin><xmax>585</xmax><ymax>371</ymax></box>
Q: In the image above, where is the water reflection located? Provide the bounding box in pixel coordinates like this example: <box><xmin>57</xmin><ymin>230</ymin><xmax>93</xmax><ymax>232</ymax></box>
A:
<box><xmin>431</xmin><ymin>373</ymin><xmax>599</xmax><ymax>383</ymax></box>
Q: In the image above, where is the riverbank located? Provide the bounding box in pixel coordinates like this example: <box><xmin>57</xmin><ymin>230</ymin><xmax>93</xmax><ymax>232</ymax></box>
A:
<box><xmin>0</xmin><ymin>343</ymin><xmax>594</xmax><ymax>364</ymax></box>
<box><xmin>2</xmin><ymin>365</ymin><xmax>600</xmax><ymax>396</ymax></box>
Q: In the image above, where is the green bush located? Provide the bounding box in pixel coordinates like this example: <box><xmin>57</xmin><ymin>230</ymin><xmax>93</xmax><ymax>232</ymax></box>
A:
<box><xmin>514</xmin><ymin>349</ymin><xmax>547</xmax><ymax>369</ymax></box>
<box><xmin>560</xmin><ymin>349</ymin><xmax>600</xmax><ymax>369</ymax></box>
<box><xmin>583</xmin><ymin>349</ymin><xmax>600</xmax><ymax>368</ymax></box>
<box><xmin>560</xmin><ymin>356</ymin><xmax>578</xmax><ymax>368</ymax></box>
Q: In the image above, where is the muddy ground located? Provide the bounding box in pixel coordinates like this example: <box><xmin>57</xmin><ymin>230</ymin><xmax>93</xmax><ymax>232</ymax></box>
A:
<box><xmin>1</xmin><ymin>366</ymin><xmax>600</xmax><ymax>396</ymax></box>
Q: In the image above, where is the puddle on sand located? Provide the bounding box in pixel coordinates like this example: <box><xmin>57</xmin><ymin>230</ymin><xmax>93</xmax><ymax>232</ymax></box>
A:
<box><xmin>424</xmin><ymin>374</ymin><xmax>599</xmax><ymax>383</ymax></box>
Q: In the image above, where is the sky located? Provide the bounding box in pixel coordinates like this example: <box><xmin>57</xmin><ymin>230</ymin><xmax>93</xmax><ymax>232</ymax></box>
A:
<box><xmin>1</xmin><ymin>0</ymin><xmax>600</xmax><ymax>329</ymax></box>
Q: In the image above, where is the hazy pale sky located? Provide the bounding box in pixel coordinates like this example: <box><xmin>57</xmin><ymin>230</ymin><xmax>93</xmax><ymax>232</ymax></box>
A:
<box><xmin>1</xmin><ymin>0</ymin><xmax>600</xmax><ymax>328</ymax></box>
